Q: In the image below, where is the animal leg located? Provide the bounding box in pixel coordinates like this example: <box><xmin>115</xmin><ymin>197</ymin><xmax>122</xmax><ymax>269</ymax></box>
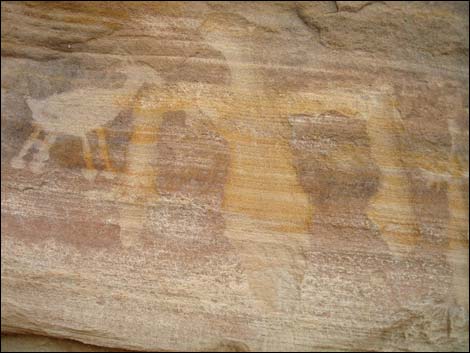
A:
<box><xmin>11</xmin><ymin>125</ymin><xmax>42</xmax><ymax>170</ymax></box>
<box><xmin>30</xmin><ymin>133</ymin><xmax>56</xmax><ymax>173</ymax></box>
<box><xmin>81</xmin><ymin>135</ymin><xmax>97</xmax><ymax>181</ymax></box>
<box><xmin>96</xmin><ymin>127</ymin><xmax>114</xmax><ymax>179</ymax></box>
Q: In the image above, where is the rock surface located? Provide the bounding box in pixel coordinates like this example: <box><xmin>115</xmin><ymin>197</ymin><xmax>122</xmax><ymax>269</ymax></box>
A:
<box><xmin>1</xmin><ymin>1</ymin><xmax>469</xmax><ymax>351</ymax></box>
<box><xmin>1</xmin><ymin>333</ymin><xmax>128</xmax><ymax>352</ymax></box>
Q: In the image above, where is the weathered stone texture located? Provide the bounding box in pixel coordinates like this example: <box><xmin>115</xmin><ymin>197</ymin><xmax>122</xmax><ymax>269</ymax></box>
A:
<box><xmin>1</xmin><ymin>1</ymin><xmax>469</xmax><ymax>351</ymax></box>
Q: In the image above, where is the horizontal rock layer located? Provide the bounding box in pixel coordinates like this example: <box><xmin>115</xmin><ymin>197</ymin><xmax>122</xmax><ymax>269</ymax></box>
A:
<box><xmin>1</xmin><ymin>333</ymin><xmax>128</xmax><ymax>352</ymax></box>
<box><xmin>1</xmin><ymin>1</ymin><xmax>469</xmax><ymax>351</ymax></box>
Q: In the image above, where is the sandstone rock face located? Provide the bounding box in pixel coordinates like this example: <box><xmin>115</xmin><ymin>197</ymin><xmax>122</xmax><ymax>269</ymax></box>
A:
<box><xmin>1</xmin><ymin>1</ymin><xmax>469</xmax><ymax>351</ymax></box>
<box><xmin>1</xmin><ymin>334</ymin><xmax>128</xmax><ymax>352</ymax></box>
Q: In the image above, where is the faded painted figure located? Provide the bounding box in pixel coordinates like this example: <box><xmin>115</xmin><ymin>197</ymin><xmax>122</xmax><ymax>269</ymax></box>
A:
<box><xmin>11</xmin><ymin>65</ymin><xmax>161</xmax><ymax>181</ymax></box>
<box><xmin>289</xmin><ymin>111</ymin><xmax>403</xmax><ymax>350</ymax></box>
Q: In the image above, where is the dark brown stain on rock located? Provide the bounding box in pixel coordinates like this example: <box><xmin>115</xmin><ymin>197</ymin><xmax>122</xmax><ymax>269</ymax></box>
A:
<box><xmin>154</xmin><ymin>110</ymin><xmax>230</xmax><ymax>207</ymax></box>
<box><xmin>289</xmin><ymin>110</ymin><xmax>403</xmax><ymax>333</ymax></box>
<box><xmin>49</xmin><ymin>135</ymin><xmax>86</xmax><ymax>170</ymax></box>
<box><xmin>290</xmin><ymin>110</ymin><xmax>380</xmax><ymax>214</ymax></box>
<box><xmin>2</xmin><ymin>198</ymin><xmax>121</xmax><ymax>252</ymax></box>
<box><xmin>145</xmin><ymin>110</ymin><xmax>233</xmax><ymax>262</ymax></box>
<box><xmin>289</xmin><ymin>110</ymin><xmax>388</xmax><ymax>253</ymax></box>
<box><xmin>407</xmin><ymin>170</ymin><xmax>450</xmax><ymax>247</ymax></box>
<box><xmin>1</xmin><ymin>91</ymin><xmax>34</xmax><ymax>165</ymax></box>
<box><xmin>394</xmin><ymin>82</ymin><xmax>456</xmax><ymax>248</ymax></box>
<box><xmin>86</xmin><ymin>108</ymin><xmax>134</xmax><ymax>174</ymax></box>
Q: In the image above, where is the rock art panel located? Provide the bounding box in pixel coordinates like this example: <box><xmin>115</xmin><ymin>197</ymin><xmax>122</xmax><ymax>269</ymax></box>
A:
<box><xmin>1</xmin><ymin>1</ymin><xmax>468</xmax><ymax>352</ymax></box>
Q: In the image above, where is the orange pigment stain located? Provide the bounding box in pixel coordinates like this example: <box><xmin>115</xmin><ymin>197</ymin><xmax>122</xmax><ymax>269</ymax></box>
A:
<box><xmin>81</xmin><ymin>138</ymin><xmax>95</xmax><ymax>172</ymax></box>
<box><xmin>96</xmin><ymin>127</ymin><xmax>113</xmax><ymax>171</ymax></box>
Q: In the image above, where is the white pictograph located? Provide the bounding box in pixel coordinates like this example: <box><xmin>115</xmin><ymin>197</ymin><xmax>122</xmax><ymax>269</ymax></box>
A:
<box><xmin>11</xmin><ymin>65</ymin><xmax>161</xmax><ymax>181</ymax></box>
